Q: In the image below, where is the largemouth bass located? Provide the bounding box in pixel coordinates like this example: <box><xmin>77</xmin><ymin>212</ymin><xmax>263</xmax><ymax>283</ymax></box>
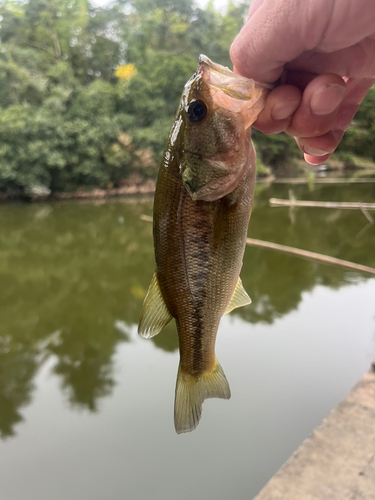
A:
<box><xmin>138</xmin><ymin>55</ymin><xmax>271</xmax><ymax>433</ymax></box>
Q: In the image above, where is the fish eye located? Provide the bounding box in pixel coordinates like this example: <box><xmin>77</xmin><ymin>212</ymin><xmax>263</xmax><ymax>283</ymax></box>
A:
<box><xmin>186</xmin><ymin>99</ymin><xmax>207</xmax><ymax>123</ymax></box>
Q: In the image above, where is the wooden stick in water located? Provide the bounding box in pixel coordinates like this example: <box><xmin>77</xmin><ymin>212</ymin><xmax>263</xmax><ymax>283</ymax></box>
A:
<box><xmin>246</xmin><ymin>238</ymin><xmax>375</xmax><ymax>276</ymax></box>
<box><xmin>360</xmin><ymin>208</ymin><xmax>374</xmax><ymax>224</ymax></box>
<box><xmin>141</xmin><ymin>214</ymin><xmax>375</xmax><ymax>275</ymax></box>
<box><xmin>269</xmin><ymin>199</ymin><xmax>375</xmax><ymax>210</ymax></box>
<box><xmin>270</xmin><ymin>198</ymin><xmax>375</xmax><ymax>223</ymax></box>
<box><xmin>140</xmin><ymin>214</ymin><xmax>153</xmax><ymax>222</ymax></box>
<box><xmin>267</xmin><ymin>177</ymin><xmax>375</xmax><ymax>185</ymax></box>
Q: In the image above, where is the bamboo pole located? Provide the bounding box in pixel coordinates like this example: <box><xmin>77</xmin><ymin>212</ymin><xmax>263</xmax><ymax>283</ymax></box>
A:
<box><xmin>269</xmin><ymin>198</ymin><xmax>375</xmax><ymax>210</ymax></box>
<box><xmin>360</xmin><ymin>208</ymin><xmax>374</xmax><ymax>224</ymax></box>
<box><xmin>268</xmin><ymin>178</ymin><xmax>375</xmax><ymax>184</ymax></box>
<box><xmin>140</xmin><ymin>214</ymin><xmax>153</xmax><ymax>222</ymax></box>
<box><xmin>140</xmin><ymin>214</ymin><xmax>375</xmax><ymax>276</ymax></box>
<box><xmin>246</xmin><ymin>238</ymin><xmax>375</xmax><ymax>275</ymax></box>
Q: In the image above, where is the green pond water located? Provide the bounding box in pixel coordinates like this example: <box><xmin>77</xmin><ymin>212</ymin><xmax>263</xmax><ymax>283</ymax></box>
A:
<box><xmin>0</xmin><ymin>182</ymin><xmax>374</xmax><ymax>500</ymax></box>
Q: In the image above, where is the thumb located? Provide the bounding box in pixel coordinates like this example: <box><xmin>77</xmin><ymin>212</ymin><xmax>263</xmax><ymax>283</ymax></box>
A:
<box><xmin>247</xmin><ymin>0</ymin><xmax>264</xmax><ymax>19</ymax></box>
<box><xmin>230</xmin><ymin>0</ymin><xmax>325</xmax><ymax>83</ymax></box>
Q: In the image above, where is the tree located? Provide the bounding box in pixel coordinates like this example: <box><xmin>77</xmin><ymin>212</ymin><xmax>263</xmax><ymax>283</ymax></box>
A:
<box><xmin>0</xmin><ymin>0</ymin><xmax>372</xmax><ymax>197</ymax></box>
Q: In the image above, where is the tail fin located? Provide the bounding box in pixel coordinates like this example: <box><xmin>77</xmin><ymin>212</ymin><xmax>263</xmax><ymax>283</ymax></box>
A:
<box><xmin>174</xmin><ymin>360</ymin><xmax>231</xmax><ymax>434</ymax></box>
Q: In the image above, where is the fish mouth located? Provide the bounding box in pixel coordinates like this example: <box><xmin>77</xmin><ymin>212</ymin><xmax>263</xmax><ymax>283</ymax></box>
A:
<box><xmin>196</xmin><ymin>55</ymin><xmax>273</xmax><ymax>129</ymax></box>
<box><xmin>198</xmin><ymin>54</ymin><xmax>274</xmax><ymax>101</ymax></box>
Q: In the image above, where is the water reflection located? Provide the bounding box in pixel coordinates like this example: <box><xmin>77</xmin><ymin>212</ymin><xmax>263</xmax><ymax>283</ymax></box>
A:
<box><xmin>0</xmin><ymin>199</ymin><xmax>154</xmax><ymax>438</ymax></box>
<box><xmin>0</xmin><ymin>183</ymin><xmax>374</xmax><ymax>438</ymax></box>
<box><xmin>237</xmin><ymin>183</ymin><xmax>375</xmax><ymax>324</ymax></box>
<box><xmin>0</xmin><ymin>338</ymin><xmax>38</xmax><ymax>438</ymax></box>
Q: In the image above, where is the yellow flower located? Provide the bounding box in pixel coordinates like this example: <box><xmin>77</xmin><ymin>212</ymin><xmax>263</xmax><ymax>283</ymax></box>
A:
<box><xmin>115</xmin><ymin>64</ymin><xmax>137</xmax><ymax>80</ymax></box>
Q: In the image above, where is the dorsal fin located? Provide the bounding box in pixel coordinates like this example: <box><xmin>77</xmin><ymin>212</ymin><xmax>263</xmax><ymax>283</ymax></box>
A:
<box><xmin>225</xmin><ymin>277</ymin><xmax>251</xmax><ymax>314</ymax></box>
<box><xmin>138</xmin><ymin>272</ymin><xmax>173</xmax><ymax>339</ymax></box>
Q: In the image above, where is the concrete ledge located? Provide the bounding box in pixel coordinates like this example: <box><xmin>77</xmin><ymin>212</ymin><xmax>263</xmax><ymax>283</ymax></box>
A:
<box><xmin>253</xmin><ymin>370</ymin><xmax>375</xmax><ymax>500</ymax></box>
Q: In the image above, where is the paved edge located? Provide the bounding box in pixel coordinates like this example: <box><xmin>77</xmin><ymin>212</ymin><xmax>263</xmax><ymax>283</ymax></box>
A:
<box><xmin>253</xmin><ymin>370</ymin><xmax>375</xmax><ymax>500</ymax></box>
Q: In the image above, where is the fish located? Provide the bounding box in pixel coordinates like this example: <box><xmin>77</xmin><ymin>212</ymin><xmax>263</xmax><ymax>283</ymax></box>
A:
<box><xmin>138</xmin><ymin>55</ymin><xmax>271</xmax><ymax>434</ymax></box>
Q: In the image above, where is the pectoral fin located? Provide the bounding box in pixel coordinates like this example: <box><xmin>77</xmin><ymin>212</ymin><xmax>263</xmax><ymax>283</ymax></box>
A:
<box><xmin>138</xmin><ymin>272</ymin><xmax>172</xmax><ymax>339</ymax></box>
<box><xmin>225</xmin><ymin>277</ymin><xmax>251</xmax><ymax>314</ymax></box>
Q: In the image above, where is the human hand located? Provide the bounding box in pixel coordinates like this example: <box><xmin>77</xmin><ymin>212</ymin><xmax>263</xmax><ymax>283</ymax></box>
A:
<box><xmin>230</xmin><ymin>0</ymin><xmax>375</xmax><ymax>164</ymax></box>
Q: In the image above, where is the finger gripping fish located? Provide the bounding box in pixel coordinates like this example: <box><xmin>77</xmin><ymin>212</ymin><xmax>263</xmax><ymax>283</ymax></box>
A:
<box><xmin>138</xmin><ymin>55</ymin><xmax>271</xmax><ymax>434</ymax></box>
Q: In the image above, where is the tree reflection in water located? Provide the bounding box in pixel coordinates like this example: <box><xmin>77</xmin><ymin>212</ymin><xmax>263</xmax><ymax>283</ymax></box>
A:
<box><xmin>0</xmin><ymin>182</ymin><xmax>374</xmax><ymax>438</ymax></box>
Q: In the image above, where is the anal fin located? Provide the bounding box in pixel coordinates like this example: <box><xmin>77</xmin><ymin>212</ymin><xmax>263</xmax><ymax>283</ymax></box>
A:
<box><xmin>225</xmin><ymin>276</ymin><xmax>251</xmax><ymax>314</ymax></box>
<box><xmin>138</xmin><ymin>272</ymin><xmax>172</xmax><ymax>339</ymax></box>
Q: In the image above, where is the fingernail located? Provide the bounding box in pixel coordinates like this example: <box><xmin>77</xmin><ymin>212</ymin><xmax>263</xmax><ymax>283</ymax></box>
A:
<box><xmin>271</xmin><ymin>100</ymin><xmax>298</xmax><ymax>120</ymax></box>
<box><xmin>297</xmin><ymin>139</ymin><xmax>329</xmax><ymax>156</ymax></box>
<box><xmin>310</xmin><ymin>84</ymin><xmax>346</xmax><ymax>116</ymax></box>
<box><xmin>304</xmin><ymin>153</ymin><xmax>331</xmax><ymax>165</ymax></box>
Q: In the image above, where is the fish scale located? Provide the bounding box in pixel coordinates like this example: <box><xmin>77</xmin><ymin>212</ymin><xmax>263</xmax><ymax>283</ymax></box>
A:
<box><xmin>138</xmin><ymin>55</ymin><xmax>271</xmax><ymax>433</ymax></box>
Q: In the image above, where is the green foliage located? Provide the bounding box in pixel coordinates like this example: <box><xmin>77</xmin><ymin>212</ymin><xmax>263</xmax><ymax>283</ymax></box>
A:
<box><xmin>1</xmin><ymin>0</ymin><xmax>372</xmax><ymax>196</ymax></box>
<box><xmin>252</xmin><ymin>128</ymin><xmax>300</xmax><ymax>168</ymax></box>
<box><xmin>255</xmin><ymin>157</ymin><xmax>271</xmax><ymax>177</ymax></box>
<box><xmin>336</xmin><ymin>86</ymin><xmax>375</xmax><ymax>163</ymax></box>
<box><xmin>0</xmin><ymin>0</ymin><xmax>253</xmax><ymax>195</ymax></box>
<box><xmin>0</xmin><ymin>0</ymin><xmax>130</xmax><ymax>193</ymax></box>
<box><xmin>0</xmin><ymin>85</ymin><xmax>134</xmax><ymax>192</ymax></box>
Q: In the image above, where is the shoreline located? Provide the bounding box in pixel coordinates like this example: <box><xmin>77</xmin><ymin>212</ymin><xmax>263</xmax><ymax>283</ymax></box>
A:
<box><xmin>252</xmin><ymin>367</ymin><xmax>375</xmax><ymax>500</ymax></box>
<box><xmin>53</xmin><ymin>179</ymin><xmax>156</xmax><ymax>201</ymax></box>
<box><xmin>0</xmin><ymin>179</ymin><xmax>156</xmax><ymax>203</ymax></box>
<box><xmin>1</xmin><ymin>172</ymin><xmax>375</xmax><ymax>203</ymax></box>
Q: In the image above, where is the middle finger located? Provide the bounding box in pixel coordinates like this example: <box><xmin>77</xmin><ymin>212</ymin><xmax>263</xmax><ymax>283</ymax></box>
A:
<box><xmin>286</xmin><ymin>73</ymin><xmax>346</xmax><ymax>138</ymax></box>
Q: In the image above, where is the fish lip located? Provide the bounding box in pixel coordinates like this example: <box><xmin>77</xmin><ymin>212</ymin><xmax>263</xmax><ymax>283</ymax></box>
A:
<box><xmin>196</xmin><ymin>55</ymin><xmax>273</xmax><ymax>130</ymax></box>
<box><xmin>198</xmin><ymin>54</ymin><xmax>275</xmax><ymax>92</ymax></box>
